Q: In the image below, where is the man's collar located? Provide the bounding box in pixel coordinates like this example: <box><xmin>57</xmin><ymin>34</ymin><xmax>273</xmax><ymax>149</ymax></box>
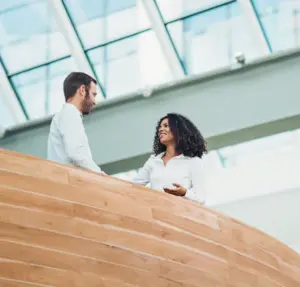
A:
<box><xmin>65</xmin><ymin>103</ymin><xmax>83</xmax><ymax>119</ymax></box>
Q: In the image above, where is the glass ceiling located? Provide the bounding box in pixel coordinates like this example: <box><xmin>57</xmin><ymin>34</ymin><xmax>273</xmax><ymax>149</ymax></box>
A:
<box><xmin>1</xmin><ymin>0</ymin><xmax>300</xmax><ymax>127</ymax></box>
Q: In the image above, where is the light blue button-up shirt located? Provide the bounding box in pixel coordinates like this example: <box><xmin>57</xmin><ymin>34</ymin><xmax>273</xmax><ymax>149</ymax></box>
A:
<box><xmin>47</xmin><ymin>103</ymin><xmax>102</xmax><ymax>173</ymax></box>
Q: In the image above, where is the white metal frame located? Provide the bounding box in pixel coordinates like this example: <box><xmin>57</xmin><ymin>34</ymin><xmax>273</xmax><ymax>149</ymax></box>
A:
<box><xmin>49</xmin><ymin>0</ymin><xmax>105</xmax><ymax>99</ymax></box>
<box><xmin>237</xmin><ymin>0</ymin><xmax>270</xmax><ymax>55</ymax></box>
<box><xmin>0</xmin><ymin>61</ymin><xmax>26</xmax><ymax>125</ymax></box>
<box><xmin>142</xmin><ymin>0</ymin><xmax>185</xmax><ymax>80</ymax></box>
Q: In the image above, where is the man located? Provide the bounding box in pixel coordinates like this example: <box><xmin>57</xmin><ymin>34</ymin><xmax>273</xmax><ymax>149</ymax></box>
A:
<box><xmin>47</xmin><ymin>72</ymin><xmax>103</xmax><ymax>174</ymax></box>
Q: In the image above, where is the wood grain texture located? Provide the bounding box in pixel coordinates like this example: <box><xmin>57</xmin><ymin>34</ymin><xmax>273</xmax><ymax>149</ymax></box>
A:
<box><xmin>0</xmin><ymin>148</ymin><xmax>299</xmax><ymax>287</ymax></box>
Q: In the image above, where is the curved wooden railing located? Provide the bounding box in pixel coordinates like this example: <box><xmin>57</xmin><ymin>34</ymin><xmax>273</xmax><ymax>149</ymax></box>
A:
<box><xmin>0</xmin><ymin>148</ymin><xmax>299</xmax><ymax>286</ymax></box>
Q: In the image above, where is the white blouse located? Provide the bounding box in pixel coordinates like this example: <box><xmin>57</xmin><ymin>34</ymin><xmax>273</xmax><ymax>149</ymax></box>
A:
<box><xmin>133</xmin><ymin>153</ymin><xmax>206</xmax><ymax>203</ymax></box>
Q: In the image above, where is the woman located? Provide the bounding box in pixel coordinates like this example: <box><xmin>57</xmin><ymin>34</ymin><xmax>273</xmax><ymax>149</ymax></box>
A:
<box><xmin>133</xmin><ymin>113</ymin><xmax>207</xmax><ymax>203</ymax></box>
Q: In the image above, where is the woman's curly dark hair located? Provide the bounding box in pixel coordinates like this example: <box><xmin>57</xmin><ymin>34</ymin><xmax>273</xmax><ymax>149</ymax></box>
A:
<box><xmin>153</xmin><ymin>113</ymin><xmax>208</xmax><ymax>158</ymax></box>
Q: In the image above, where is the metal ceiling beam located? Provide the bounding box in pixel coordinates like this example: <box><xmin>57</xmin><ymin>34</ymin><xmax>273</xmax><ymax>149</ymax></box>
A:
<box><xmin>0</xmin><ymin>60</ymin><xmax>26</xmax><ymax>125</ymax></box>
<box><xmin>49</xmin><ymin>0</ymin><xmax>105</xmax><ymax>99</ymax></box>
<box><xmin>237</xmin><ymin>0</ymin><xmax>271</xmax><ymax>54</ymax></box>
<box><xmin>141</xmin><ymin>0</ymin><xmax>185</xmax><ymax>79</ymax></box>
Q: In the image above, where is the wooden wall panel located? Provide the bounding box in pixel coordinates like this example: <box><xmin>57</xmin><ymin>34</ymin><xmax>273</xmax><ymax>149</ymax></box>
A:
<box><xmin>0</xmin><ymin>148</ymin><xmax>299</xmax><ymax>287</ymax></box>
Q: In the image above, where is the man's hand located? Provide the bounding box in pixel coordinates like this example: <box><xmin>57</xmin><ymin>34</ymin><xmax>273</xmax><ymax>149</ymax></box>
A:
<box><xmin>163</xmin><ymin>183</ymin><xmax>187</xmax><ymax>197</ymax></box>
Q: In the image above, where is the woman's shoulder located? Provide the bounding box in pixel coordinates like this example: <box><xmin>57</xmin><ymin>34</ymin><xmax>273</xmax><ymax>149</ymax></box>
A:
<box><xmin>149</xmin><ymin>152</ymin><xmax>164</xmax><ymax>160</ymax></box>
<box><xmin>143</xmin><ymin>152</ymin><xmax>165</xmax><ymax>166</ymax></box>
<box><xmin>144</xmin><ymin>153</ymin><xmax>161</xmax><ymax>164</ymax></box>
<box><xmin>184</xmin><ymin>154</ymin><xmax>201</xmax><ymax>161</ymax></box>
<box><xmin>187</xmin><ymin>156</ymin><xmax>203</xmax><ymax>166</ymax></box>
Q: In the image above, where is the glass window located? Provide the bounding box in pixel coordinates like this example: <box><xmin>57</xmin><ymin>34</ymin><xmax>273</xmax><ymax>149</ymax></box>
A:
<box><xmin>0</xmin><ymin>0</ymin><xmax>70</xmax><ymax>74</ymax></box>
<box><xmin>156</xmin><ymin>0</ymin><xmax>231</xmax><ymax>22</ymax></box>
<box><xmin>63</xmin><ymin>0</ymin><xmax>151</xmax><ymax>49</ymax></box>
<box><xmin>87</xmin><ymin>31</ymin><xmax>172</xmax><ymax>98</ymax></box>
<box><xmin>0</xmin><ymin>0</ymin><xmax>38</xmax><ymax>12</ymax></box>
<box><xmin>167</xmin><ymin>2</ymin><xmax>262</xmax><ymax>75</ymax></box>
<box><xmin>218</xmin><ymin>130</ymin><xmax>298</xmax><ymax>167</ymax></box>
<box><xmin>206</xmin><ymin>130</ymin><xmax>300</xmax><ymax>205</ymax></box>
<box><xmin>252</xmin><ymin>0</ymin><xmax>300</xmax><ymax>52</ymax></box>
<box><xmin>11</xmin><ymin>57</ymin><xmax>77</xmax><ymax>120</ymax></box>
<box><xmin>0</xmin><ymin>95</ymin><xmax>16</xmax><ymax>128</ymax></box>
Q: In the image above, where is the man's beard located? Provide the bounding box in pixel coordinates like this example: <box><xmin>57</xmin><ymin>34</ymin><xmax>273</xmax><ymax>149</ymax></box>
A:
<box><xmin>82</xmin><ymin>98</ymin><xmax>93</xmax><ymax>115</ymax></box>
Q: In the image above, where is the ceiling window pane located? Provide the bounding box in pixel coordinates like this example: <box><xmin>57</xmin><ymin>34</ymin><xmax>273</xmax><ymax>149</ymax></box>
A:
<box><xmin>0</xmin><ymin>0</ymin><xmax>70</xmax><ymax>74</ymax></box>
<box><xmin>252</xmin><ymin>0</ymin><xmax>300</xmax><ymax>52</ymax></box>
<box><xmin>11</xmin><ymin>57</ymin><xmax>77</xmax><ymax>120</ymax></box>
<box><xmin>167</xmin><ymin>2</ymin><xmax>262</xmax><ymax>75</ymax></box>
<box><xmin>0</xmin><ymin>0</ymin><xmax>38</xmax><ymax>12</ymax></box>
<box><xmin>156</xmin><ymin>0</ymin><xmax>232</xmax><ymax>22</ymax></box>
<box><xmin>63</xmin><ymin>0</ymin><xmax>151</xmax><ymax>49</ymax></box>
<box><xmin>87</xmin><ymin>31</ymin><xmax>172</xmax><ymax>99</ymax></box>
<box><xmin>0</xmin><ymin>95</ymin><xmax>16</xmax><ymax>128</ymax></box>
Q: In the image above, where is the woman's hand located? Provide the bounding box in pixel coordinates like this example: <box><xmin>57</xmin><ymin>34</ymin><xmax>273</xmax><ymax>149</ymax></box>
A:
<box><xmin>163</xmin><ymin>183</ymin><xmax>187</xmax><ymax>196</ymax></box>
